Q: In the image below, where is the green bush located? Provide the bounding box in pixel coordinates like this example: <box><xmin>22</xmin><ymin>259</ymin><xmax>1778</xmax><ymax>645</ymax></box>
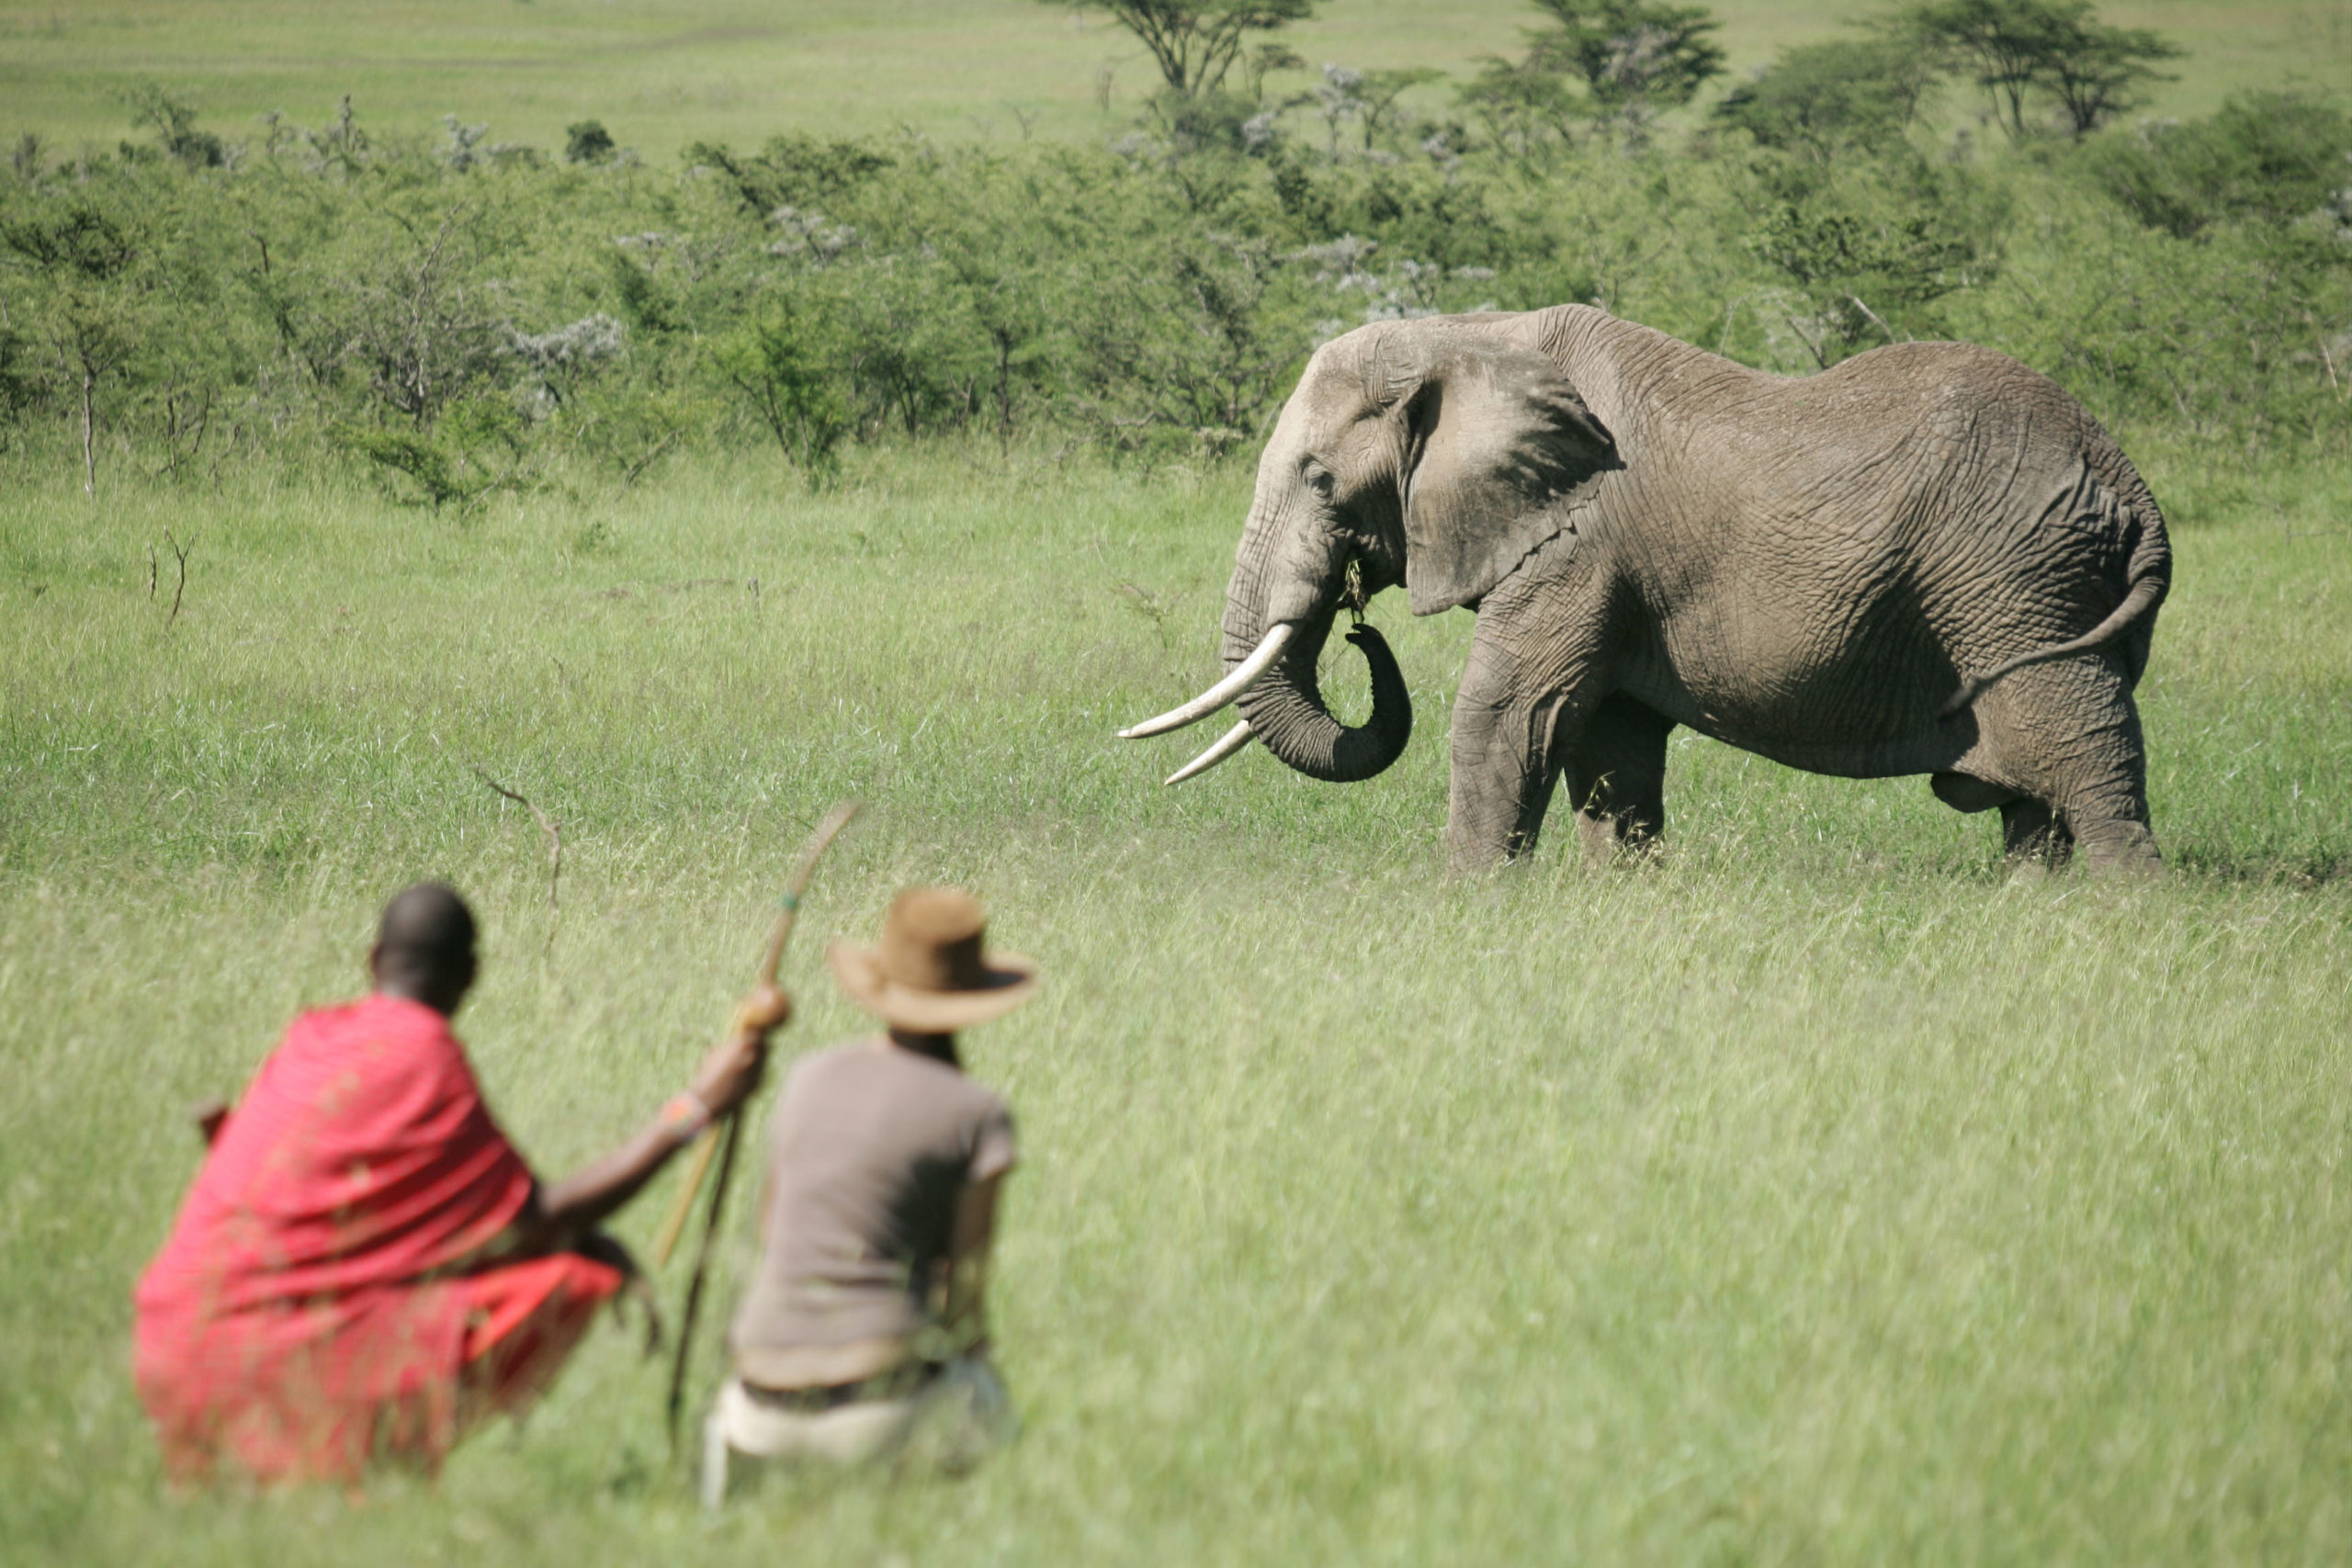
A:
<box><xmin>0</xmin><ymin>42</ymin><xmax>2344</xmax><ymax>498</ymax></box>
<box><xmin>1715</xmin><ymin>39</ymin><xmax>1941</xmax><ymax>162</ymax></box>
<box><xmin>2090</xmin><ymin>91</ymin><xmax>2352</xmax><ymax>238</ymax></box>
<box><xmin>339</xmin><ymin>394</ymin><xmax>534</xmax><ymax>510</ymax></box>
<box><xmin>564</xmin><ymin>119</ymin><xmax>616</xmax><ymax>165</ymax></box>
<box><xmin>712</xmin><ymin>300</ymin><xmax>854</xmax><ymax>480</ymax></box>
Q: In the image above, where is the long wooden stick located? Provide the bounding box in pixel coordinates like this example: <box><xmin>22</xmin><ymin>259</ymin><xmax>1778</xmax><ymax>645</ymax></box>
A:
<box><xmin>652</xmin><ymin>799</ymin><xmax>861</xmax><ymax>1264</ymax></box>
<box><xmin>661</xmin><ymin>799</ymin><xmax>860</xmax><ymax>1448</ymax></box>
<box><xmin>664</xmin><ymin>1109</ymin><xmax>745</xmax><ymax>1450</ymax></box>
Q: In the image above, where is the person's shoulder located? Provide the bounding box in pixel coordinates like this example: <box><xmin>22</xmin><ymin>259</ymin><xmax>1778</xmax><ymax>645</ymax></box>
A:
<box><xmin>297</xmin><ymin>991</ymin><xmax>447</xmax><ymax>1034</ymax></box>
<box><xmin>803</xmin><ymin>1036</ymin><xmax>886</xmax><ymax>1065</ymax></box>
<box><xmin>787</xmin><ymin>1038</ymin><xmax>890</xmax><ymax>1085</ymax></box>
<box><xmin>279</xmin><ymin>993</ymin><xmax>467</xmax><ymax>1078</ymax></box>
<box><xmin>282</xmin><ymin>993</ymin><xmax>369</xmax><ymax>1035</ymax></box>
<box><xmin>894</xmin><ymin>1052</ymin><xmax>1011</xmax><ymax>1117</ymax></box>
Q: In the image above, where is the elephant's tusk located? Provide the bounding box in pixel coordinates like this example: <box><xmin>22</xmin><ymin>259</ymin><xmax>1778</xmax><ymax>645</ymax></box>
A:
<box><xmin>1163</xmin><ymin>719</ymin><xmax>1255</xmax><ymax>785</ymax></box>
<box><xmin>1118</xmin><ymin>624</ymin><xmax>1294</xmax><ymax>739</ymax></box>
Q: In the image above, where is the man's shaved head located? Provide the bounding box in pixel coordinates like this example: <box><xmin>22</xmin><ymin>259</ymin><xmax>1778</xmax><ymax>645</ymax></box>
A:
<box><xmin>369</xmin><ymin>882</ymin><xmax>479</xmax><ymax>1014</ymax></box>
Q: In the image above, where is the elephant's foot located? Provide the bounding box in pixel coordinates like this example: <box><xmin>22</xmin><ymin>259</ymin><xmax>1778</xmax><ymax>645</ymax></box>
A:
<box><xmin>2000</xmin><ymin>799</ymin><xmax>2162</xmax><ymax>876</ymax></box>
<box><xmin>1445</xmin><ymin>828</ymin><xmax>1531</xmax><ymax>875</ymax></box>
<box><xmin>2073</xmin><ymin>817</ymin><xmax>2165</xmax><ymax>877</ymax></box>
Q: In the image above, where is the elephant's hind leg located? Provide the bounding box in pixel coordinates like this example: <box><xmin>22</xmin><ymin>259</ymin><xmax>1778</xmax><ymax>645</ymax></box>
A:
<box><xmin>1973</xmin><ymin>658</ymin><xmax>2162</xmax><ymax>875</ymax></box>
<box><xmin>1570</xmin><ymin>694</ymin><xmax>1673</xmax><ymax>863</ymax></box>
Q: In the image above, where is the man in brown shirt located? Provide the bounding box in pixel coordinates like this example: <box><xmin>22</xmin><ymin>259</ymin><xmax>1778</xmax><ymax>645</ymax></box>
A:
<box><xmin>707</xmin><ymin>887</ymin><xmax>1030</xmax><ymax>1496</ymax></box>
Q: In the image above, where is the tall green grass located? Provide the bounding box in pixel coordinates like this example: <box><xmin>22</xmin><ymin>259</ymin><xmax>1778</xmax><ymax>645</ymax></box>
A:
<box><xmin>2</xmin><ymin>445</ymin><xmax>2347</xmax><ymax>1563</ymax></box>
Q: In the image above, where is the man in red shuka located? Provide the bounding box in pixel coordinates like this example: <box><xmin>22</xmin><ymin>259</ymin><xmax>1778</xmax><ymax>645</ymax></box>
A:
<box><xmin>132</xmin><ymin>882</ymin><xmax>786</xmax><ymax>1486</ymax></box>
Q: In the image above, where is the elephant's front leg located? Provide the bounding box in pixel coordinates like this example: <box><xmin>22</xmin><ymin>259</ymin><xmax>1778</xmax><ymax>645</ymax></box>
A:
<box><xmin>1445</xmin><ymin>573</ymin><xmax>1619</xmax><ymax>872</ymax></box>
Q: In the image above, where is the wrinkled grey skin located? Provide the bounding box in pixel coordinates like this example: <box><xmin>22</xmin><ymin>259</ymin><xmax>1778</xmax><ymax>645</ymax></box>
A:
<box><xmin>1216</xmin><ymin>305</ymin><xmax>2170</xmax><ymax>874</ymax></box>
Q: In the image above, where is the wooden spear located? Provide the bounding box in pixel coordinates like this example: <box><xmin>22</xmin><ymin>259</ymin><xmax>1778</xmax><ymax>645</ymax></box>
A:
<box><xmin>659</xmin><ymin>799</ymin><xmax>861</xmax><ymax>1447</ymax></box>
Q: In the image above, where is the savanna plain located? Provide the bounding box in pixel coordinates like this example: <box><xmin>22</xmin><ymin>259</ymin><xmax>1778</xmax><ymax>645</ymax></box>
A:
<box><xmin>4</xmin><ymin>0</ymin><xmax>2343</xmax><ymax>152</ymax></box>
<box><xmin>5</xmin><ymin>3</ymin><xmax>2352</xmax><ymax>1566</ymax></box>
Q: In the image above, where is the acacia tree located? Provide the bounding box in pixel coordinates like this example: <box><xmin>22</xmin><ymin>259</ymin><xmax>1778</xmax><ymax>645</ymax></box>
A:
<box><xmin>1464</xmin><ymin>0</ymin><xmax>1726</xmax><ymax>151</ymax></box>
<box><xmin>1460</xmin><ymin>56</ymin><xmax>1586</xmax><ymax>167</ymax></box>
<box><xmin>1715</xmin><ymin>39</ymin><xmax>1942</xmax><ymax>163</ymax></box>
<box><xmin>1316</xmin><ymin>64</ymin><xmax>1447</xmax><ymax>152</ymax></box>
<box><xmin>1903</xmin><ymin>0</ymin><xmax>2178</xmax><ymax>140</ymax></box>
<box><xmin>1526</xmin><ymin>0</ymin><xmax>1726</xmax><ymax>114</ymax></box>
<box><xmin>2041</xmin><ymin>18</ymin><xmax>2180</xmax><ymax>136</ymax></box>
<box><xmin>1055</xmin><ymin>0</ymin><xmax>1317</xmax><ymax>97</ymax></box>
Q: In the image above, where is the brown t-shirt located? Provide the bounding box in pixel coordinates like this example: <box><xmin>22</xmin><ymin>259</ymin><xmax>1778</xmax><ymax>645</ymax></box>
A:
<box><xmin>729</xmin><ymin>1040</ymin><xmax>1015</xmax><ymax>1387</ymax></box>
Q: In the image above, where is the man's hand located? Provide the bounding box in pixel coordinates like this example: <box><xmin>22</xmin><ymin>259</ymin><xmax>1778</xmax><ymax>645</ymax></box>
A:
<box><xmin>689</xmin><ymin>987</ymin><xmax>790</xmax><ymax>1117</ymax></box>
<box><xmin>734</xmin><ymin>984</ymin><xmax>793</xmax><ymax>1036</ymax></box>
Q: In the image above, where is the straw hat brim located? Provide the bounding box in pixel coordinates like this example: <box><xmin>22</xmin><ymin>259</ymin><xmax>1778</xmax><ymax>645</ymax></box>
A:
<box><xmin>825</xmin><ymin>940</ymin><xmax>1038</xmax><ymax>1032</ymax></box>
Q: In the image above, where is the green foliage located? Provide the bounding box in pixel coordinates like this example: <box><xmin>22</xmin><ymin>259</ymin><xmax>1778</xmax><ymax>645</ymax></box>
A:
<box><xmin>1898</xmin><ymin>0</ymin><xmax>2182</xmax><ymax>140</ymax></box>
<box><xmin>1144</xmin><ymin>85</ymin><xmax>1268</xmax><ymax>157</ymax></box>
<box><xmin>558</xmin><ymin>378</ymin><xmax>706</xmax><ymax>487</ymax></box>
<box><xmin>565</xmin><ymin>119</ymin><xmax>617</xmax><ymax>165</ymax></box>
<box><xmin>125</xmin><ymin>85</ymin><xmax>228</xmax><ymax>170</ymax></box>
<box><xmin>604</xmin><ymin>249</ymin><xmax>689</xmax><ymax>337</ymax></box>
<box><xmin>2039</xmin><ymin>16</ymin><xmax>2183</xmax><ymax>136</ymax></box>
<box><xmin>1744</xmin><ymin>155</ymin><xmax>2006</xmax><ymax>363</ymax></box>
<box><xmin>1463</xmin><ymin>0</ymin><xmax>1728</xmax><ymax>151</ymax></box>
<box><xmin>1714</xmin><ymin>39</ymin><xmax>1941</xmax><ymax>161</ymax></box>
<box><xmin>0</xmin><ymin>167</ymin><xmax>232</xmax><ymax>492</ymax></box>
<box><xmin>0</xmin><ymin>39</ymin><xmax>2342</xmax><ymax>492</ymax></box>
<box><xmin>0</xmin><ymin>320</ymin><xmax>38</xmax><ymax>446</ymax></box>
<box><xmin>339</xmin><ymin>394</ymin><xmax>535</xmax><ymax>510</ymax></box>
<box><xmin>1525</xmin><ymin>0</ymin><xmax>1728</xmax><ymax>112</ymax></box>
<box><xmin>334</xmin><ymin>200</ymin><xmax>519</xmax><ymax>426</ymax></box>
<box><xmin>1052</xmin><ymin>0</ymin><xmax>1317</xmax><ymax>97</ymax></box>
<box><xmin>713</xmin><ymin>301</ymin><xmax>854</xmax><ymax>480</ymax></box>
<box><xmin>1993</xmin><ymin>91</ymin><xmax>2352</xmax><ymax>441</ymax></box>
<box><xmin>1073</xmin><ymin>228</ymin><xmax>1304</xmax><ymax>457</ymax></box>
<box><xmin>1</xmin><ymin>202</ymin><xmax>140</xmax><ymax>280</ymax></box>
<box><xmin>684</xmin><ymin>133</ymin><xmax>897</xmax><ymax>215</ymax></box>
<box><xmin>1459</xmin><ymin>54</ymin><xmax>1588</xmax><ymax>166</ymax></box>
<box><xmin>1350</xmin><ymin>67</ymin><xmax>1448</xmax><ymax>151</ymax></box>
<box><xmin>2090</xmin><ymin>91</ymin><xmax>2352</xmax><ymax>238</ymax></box>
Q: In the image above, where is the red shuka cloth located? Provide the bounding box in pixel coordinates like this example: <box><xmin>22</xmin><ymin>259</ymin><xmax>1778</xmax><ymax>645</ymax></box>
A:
<box><xmin>132</xmin><ymin>993</ymin><xmax>618</xmax><ymax>1483</ymax></box>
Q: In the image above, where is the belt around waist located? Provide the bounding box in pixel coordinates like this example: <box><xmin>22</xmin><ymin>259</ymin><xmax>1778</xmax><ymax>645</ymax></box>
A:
<box><xmin>741</xmin><ymin>1360</ymin><xmax>940</xmax><ymax>1412</ymax></box>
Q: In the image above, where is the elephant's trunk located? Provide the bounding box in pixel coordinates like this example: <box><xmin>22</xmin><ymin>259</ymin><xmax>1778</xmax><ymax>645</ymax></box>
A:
<box><xmin>1236</xmin><ymin>610</ymin><xmax>1411</xmax><ymax>783</ymax></box>
<box><xmin>1219</xmin><ymin>499</ymin><xmax>1412</xmax><ymax>783</ymax></box>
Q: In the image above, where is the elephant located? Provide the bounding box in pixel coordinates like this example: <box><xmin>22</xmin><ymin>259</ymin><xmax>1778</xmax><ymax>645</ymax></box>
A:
<box><xmin>1118</xmin><ymin>305</ymin><xmax>2171</xmax><ymax>874</ymax></box>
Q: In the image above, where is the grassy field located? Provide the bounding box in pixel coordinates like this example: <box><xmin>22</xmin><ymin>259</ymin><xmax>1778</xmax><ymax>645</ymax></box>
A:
<box><xmin>2</xmin><ymin>435</ymin><xmax>2349</xmax><ymax>1564</ymax></box>
<box><xmin>5</xmin><ymin>0</ymin><xmax>2351</xmax><ymax>1558</ymax></box>
<box><xmin>2</xmin><ymin>0</ymin><xmax>2345</xmax><ymax>158</ymax></box>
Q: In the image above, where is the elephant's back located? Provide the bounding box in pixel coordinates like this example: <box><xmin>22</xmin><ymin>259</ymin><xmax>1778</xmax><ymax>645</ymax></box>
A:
<box><xmin>1631</xmin><ymin>338</ymin><xmax>2165</xmax><ymax>745</ymax></box>
<box><xmin>1800</xmin><ymin>341</ymin><xmax>2168</xmax><ymax>700</ymax></box>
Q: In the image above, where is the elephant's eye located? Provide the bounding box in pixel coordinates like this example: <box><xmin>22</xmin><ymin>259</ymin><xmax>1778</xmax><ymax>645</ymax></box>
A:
<box><xmin>1305</xmin><ymin>465</ymin><xmax>1337</xmax><ymax>499</ymax></box>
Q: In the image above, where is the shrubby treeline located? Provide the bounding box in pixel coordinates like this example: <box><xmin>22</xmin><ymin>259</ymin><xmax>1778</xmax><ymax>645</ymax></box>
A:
<box><xmin>1</xmin><ymin>2</ymin><xmax>2347</xmax><ymax>504</ymax></box>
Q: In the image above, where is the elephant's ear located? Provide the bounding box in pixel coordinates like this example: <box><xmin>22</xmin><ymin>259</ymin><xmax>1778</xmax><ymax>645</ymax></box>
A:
<box><xmin>1398</xmin><ymin>341</ymin><xmax>1620</xmax><ymax>615</ymax></box>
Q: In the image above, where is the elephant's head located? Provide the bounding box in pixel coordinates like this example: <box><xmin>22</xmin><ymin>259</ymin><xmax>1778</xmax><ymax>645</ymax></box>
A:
<box><xmin>1122</xmin><ymin>313</ymin><xmax>1621</xmax><ymax>785</ymax></box>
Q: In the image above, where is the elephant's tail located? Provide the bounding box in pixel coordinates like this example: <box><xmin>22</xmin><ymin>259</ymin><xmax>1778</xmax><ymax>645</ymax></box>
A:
<box><xmin>1939</xmin><ymin>470</ymin><xmax>2171</xmax><ymax>717</ymax></box>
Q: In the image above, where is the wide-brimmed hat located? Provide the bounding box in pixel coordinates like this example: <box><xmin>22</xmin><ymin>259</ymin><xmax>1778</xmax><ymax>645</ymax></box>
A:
<box><xmin>826</xmin><ymin>886</ymin><xmax>1036</xmax><ymax>1032</ymax></box>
